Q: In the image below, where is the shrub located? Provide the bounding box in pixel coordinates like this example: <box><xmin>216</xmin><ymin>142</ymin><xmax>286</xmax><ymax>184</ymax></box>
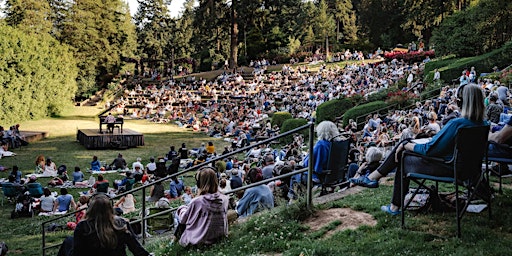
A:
<box><xmin>342</xmin><ymin>101</ymin><xmax>388</xmax><ymax>127</ymax></box>
<box><xmin>315</xmin><ymin>98</ymin><xmax>353</xmax><ymax>124</ymax></box>
<box><xmin>366</xmin><ymin>88</ymin><xmax>394</xmax><ymax>103</ymax></box>
<box><xmin>386</xmin><ymin>90</ymin><xmax>417</xmax><ymax>108</ymax></box>
<box><xmin>272</xmin><ymin>112</ymin><xmax>293</xmax><ymax>129</ymax></box>
<box><xmin>281</xmin><ymin>118</ymin><xmax>309</xmax><ymax>144</ymax></box>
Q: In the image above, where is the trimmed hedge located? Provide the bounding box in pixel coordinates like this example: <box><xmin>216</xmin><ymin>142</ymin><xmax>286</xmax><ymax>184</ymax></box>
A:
<box><xmin>423</xmin><ymin>41</ymin><xmax>512</xmax><ymax>84</ymax></box>
<box><xmin>342</xmin><ymin>101</ymin><xmax>388</xmax><ymax>127</ymax></box>
<box><xmin>271</xmin><ymin>112</ymin><xmax>293</xmax><ymax>129</ymax></box>
<box><xmin>315</xmin><ymin>98</ymin><xmax>353</xmax><ymax>124</ymax></box>
<box><xmin>281</xmin><ymin>118</ymin><xmax>309</xmax><ymax>144</ymax></box>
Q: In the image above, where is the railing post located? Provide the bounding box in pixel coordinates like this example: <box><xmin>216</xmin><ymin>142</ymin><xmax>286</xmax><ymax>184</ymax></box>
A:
<box><xmin>42</xmin><ymin>223</ymin><xmax>46</xmax><ymax>256</ymax></box>
<box><xmin>142</xmin><ymin>186</ymin><xmax>146</xmax><ymax>245</ymax></box>
<box><xmin>307</xmin><ymin>120</ymin><xmax>314</xmax><ymax>210</ymax></box>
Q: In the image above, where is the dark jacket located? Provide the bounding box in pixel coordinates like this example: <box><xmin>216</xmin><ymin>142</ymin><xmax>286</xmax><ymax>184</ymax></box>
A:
<box><xmin>73</xmin><ymin>217</ymin><xmax>149</xmax><ymax>256</ymax></box>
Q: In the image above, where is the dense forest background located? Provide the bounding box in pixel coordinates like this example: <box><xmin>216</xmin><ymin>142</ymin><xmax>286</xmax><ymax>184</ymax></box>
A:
<box><xmin>0</xmin><ymin>0</ymin><xmax>511</xmax><ymax>124</ymax></box>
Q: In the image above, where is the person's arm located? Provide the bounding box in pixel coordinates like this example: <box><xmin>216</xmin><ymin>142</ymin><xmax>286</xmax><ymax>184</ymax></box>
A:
<box><xmin>489</xmin><ymin>125</ymin><xmax>512</xmax><ymax>144</ymax></box>
<box><xmin>115</xmin><ymin>197</ymin><xmax>125</xmax><ymax>207</ymax></box>
<box><xmin>236</xmin><ymin>190</ymin><xmax>253</xmax><ymax>216</ymax></box>
<box><xmin>70</xmin><ymin>197</ymin><xmax>77</xmax><ymax>210</ymax></box>
<box><xmin>124</xmin><ymin>222</ymin><xmax>150</xmax><ymax>256</ymax></box>
<box><xmin>53</xmin><ymin>198</ymin><xmax>59</xmax><ymax>212</ymax></box>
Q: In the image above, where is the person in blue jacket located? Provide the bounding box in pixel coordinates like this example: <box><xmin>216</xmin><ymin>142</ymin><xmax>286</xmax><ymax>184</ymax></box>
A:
<box><xmin>302</xmin><ymin>120</ymin><xmax>340</xmax><ymax>183</ymax></box>
<box><xmin>236</xmin><ymin>167</ymin><xmax>274</xmax><ymax>217</ymax></box>
<box><xmin>351</xmin><ymin>84</ymin><xmax>487</xmax><ymax>215</ymax></box>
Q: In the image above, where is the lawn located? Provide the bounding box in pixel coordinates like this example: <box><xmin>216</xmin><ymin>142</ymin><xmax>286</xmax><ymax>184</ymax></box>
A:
<box><xmin>0</xmin><ymin>106</ymin><xmax>231</xmax><ymax>255</ymax></box>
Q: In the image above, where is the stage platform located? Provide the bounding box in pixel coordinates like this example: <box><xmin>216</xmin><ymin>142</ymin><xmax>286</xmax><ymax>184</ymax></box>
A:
<box><xmin>77</xmin><ymin>129</ymin><xmax>144</xmax><ymax>149</ymax></box>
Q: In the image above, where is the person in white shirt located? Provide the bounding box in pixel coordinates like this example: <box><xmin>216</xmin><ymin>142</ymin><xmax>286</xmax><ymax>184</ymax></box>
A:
<box><xmin>146</xmin><ymin>157</ymin><xmax>157</xmax><ymax>173</ymax></box>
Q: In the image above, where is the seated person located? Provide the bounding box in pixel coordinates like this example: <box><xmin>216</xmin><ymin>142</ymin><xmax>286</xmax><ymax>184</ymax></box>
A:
<box><xmin>0</xmin><ymin>141</ymin><xmax>15</xmax><ymax>158</ymax></box>
<box><xmin>73</xmin><ymin>166</ymin><xmax>85</xmax><ymax>183</ymax></box>
<box><xmin>349</xmin><ymin>147</ymin><xmax>383</xmax><ymax>185</ymax></box>
<box><xmin>146</xmin><ymin>181</ymin><xmax>164</xmax><ymax>202</ymax></box>
<box><xmin>110</xmin><ymin>153</ymin><xmax>127</xmax><ymax>170</ymax></box>
<box><xmin>146</xmin><ymin>157</ymin><xmax>157</xmax><ymax>173</ymax></box>
<box><xmin>114</xmin><ymin>193</ymin><xmax>137</xmax><ymax>215</ymax></box>
<box><xmin>169</xmin><ymin>176</ymin><xmax>185</xmax><ymax>199</ymax></box>
<box><xmin>54</xmin><ymin>188</ymin><xmax>77</xmax><ymax>213</ymax></box>
<box><xmin>114</xmin><ymin>172</ymin><xmax>136</xmax><ymax>192</ymax></box>
<box><xmin>93</xmin><ymin>174</ymin><xmax>109</xmax><ymax>193</ymax></box>
<box><xmin>236</xmin><ymin>167</ymin><xmax>274</xmax><ymax>217</ymax></box>
<box><xmin>488</xmin><ymin>114</ymin><xmax>512</xmax><ymax>158</ymax></box>
<box><xmin>90</xmin><ymin>156</ymin><xmax>101</xmax><ymax>171</ymax></box>
<box><xmin>302</xmin><ymin>121</ymin><xmax>340</xmax><ymax>183</ymax></box>
<box><xmin>10</xmin><ymin>165</ymin><xmax>22</xmax><ymax>184</ymax></box>
<box><xmin>42</xmin><ymin>158</ymin><xmax>57</xmax><ymax>176</ymax></box>
<box><xmin>39</xmin><ymin>188</ymin><xmax>56</xmax><ymax>213</ymax></box>
<box><xmin>69</xmin><ymin>194</ymin><xmax>150</xmax><ymax>255</ymax></box>
<box><xmin>175</xmin><ymin>167</ymin><xmax>228</xmax><ymax>246</ymax></box>
<box><xmin>2</xmin><ymin>174</ymin><xmax>24</xmax><ymax>193</ymax></box>
<box><xmin>351</xmin><ymin>84</ymin><xmax>489</xmax><ymax>215</ymax></box>
<box><xmin>104</xmin><ymin>112</ymin><xmax>116</xmax><ymax>133</ymax></box>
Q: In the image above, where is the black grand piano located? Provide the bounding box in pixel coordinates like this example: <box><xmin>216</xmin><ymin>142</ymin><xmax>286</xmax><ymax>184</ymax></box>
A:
<box><xmin>99</xmin><ymin>116</ymin><xmax>124</xmax><ymax>133</ymax></box>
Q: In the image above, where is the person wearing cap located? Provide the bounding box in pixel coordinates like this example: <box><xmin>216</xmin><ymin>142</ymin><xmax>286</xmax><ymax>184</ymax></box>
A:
<box><xmin>132</xmin><ymin>157</ymin><xmax>143</xmax><ymax>172</ymax></box>
<box><xmin>261</xmin><ymin>154</ymin><xmax>275</xmax><ymax>180</ymax></box>
<box><xmin>110</xmin><ymin>153</ymin><xmax>127</xmax><ymax>170</ymax></box>
<box><xmin>230</xmin><ymin>168</ymin><xmax>243</xmax><ymax>189</ymax></box>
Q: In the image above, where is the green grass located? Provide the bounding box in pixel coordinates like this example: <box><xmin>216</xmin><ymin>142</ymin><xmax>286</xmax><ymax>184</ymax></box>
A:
<box><xmin>143</xmin><ymin>185</ymin><xmax>512</xmax><ymax>256</ymax></box>
<box><xmin>0</xmin><ymin>106</ymin><xmax>230</xmax><ymax>255</ymax></box>
<box><xmin>3</xmin><ymin>106</ymin><xmax>512</xmax><ymax>255</ymax></box>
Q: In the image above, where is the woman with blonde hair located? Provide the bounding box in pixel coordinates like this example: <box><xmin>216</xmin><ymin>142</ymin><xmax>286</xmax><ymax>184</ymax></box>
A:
<box><xmin>351</xmin><ymin>84</ymin><xmax>487</xmax><ymax>215</ymax></box>
<box><xmin>35</xmin><ymin>155</ymin><xmax>45</xmax><ymax>173</ymax></box>
<box><xmin>175</xmin><ymin>167</ymin><xmax>229</xmax><ymax>246</ymax></box>
<box><xmin>72</xmin><ymin>193</ymin><xmax>150</xmax><ymax>255</ymax></box>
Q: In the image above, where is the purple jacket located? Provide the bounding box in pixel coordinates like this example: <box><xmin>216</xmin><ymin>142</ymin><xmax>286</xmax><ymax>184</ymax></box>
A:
<box><xmin>177</xmin><ymin>192</ymin><xmax>229</xmax><ymax>246</ymax></box>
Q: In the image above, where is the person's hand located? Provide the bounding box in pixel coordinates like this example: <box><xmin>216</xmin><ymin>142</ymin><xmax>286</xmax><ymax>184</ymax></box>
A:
<box><xmin>395</xmin><ymin>143</ymin><xmax>405</xmax><ymax>162</ymax></box>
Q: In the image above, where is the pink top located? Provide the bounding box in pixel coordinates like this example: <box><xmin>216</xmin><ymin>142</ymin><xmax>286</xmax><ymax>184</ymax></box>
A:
<box><xmin>177</xmin><ymin>192</ymin><xmax>229</xmax><ymax>246</ymax></box>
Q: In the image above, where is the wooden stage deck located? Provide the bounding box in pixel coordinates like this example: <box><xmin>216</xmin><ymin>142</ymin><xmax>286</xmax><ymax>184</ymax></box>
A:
<box><xmin>77</xmin><ymin>129</ymin><xmax>144</xmax><ymax>149</ymax></box>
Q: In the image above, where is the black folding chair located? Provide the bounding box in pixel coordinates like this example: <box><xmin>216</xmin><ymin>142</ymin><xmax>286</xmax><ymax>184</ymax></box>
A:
<box><xmin>319</xmin><ymin>135</ymin><xmax>350</xmax><ymax>195</ymax></box>
<box><xmin>401</xmin><ymin>125</ymin><xmax>491</xmax><ymax>238</ymax></box>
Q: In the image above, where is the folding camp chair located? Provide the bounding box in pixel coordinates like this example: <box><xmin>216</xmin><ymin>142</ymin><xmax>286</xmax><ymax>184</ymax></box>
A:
<box><xmin>319</xmin><ymin>135</ymin><xmax>350</xmax><ymax>195</ymax></box>
<box><xmin>401</xmin><ymin>125</ymin><xmax>491</xmax><ymax>238</ymax></box>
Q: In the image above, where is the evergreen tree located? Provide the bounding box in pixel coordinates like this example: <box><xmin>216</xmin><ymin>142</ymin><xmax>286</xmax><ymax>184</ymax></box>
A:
<box><xmin>4</xmin><ymin>0</ymin><xmax>53</xmax><ymax>34</ymax></box>
<box><xmin>334</xmin><ymin>0</ymin><xmax>358</xmax><ymax>43</ymax></box>
<box><xmin>61</xmin><ymin>0</ymin><xmax>136</xmax><ymax>97</ymax></box>
<box><xmin>0</xmin><ymin>24</ymin><xmax>78</xmax><ymax>123</ymax></box>
<box><xmin>134</xmin><ymin>0</ymin><xmax>172</xmax><ymax>67</ymax></box>
<box><xmin>314</xmin><ymin>0</ymin><xmax>336</xmax><ymax>56</ymax></box>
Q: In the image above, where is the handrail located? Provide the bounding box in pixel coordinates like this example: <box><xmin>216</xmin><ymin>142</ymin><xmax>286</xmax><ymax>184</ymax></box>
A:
<box><xmin>42</xmin><ymin>121</ymin><xmax>315</xmax><ymax>255</ymax></box>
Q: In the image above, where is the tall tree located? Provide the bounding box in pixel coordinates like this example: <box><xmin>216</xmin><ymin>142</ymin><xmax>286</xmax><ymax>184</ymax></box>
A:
<box><xmin>4</xmin><ymin>0</ymin><xmax>53</xmax><ymax>34</ymax></box>
<box><xmin>0</xmin><ymin>23</ymin><xmax>77</xmax><ymax>123</ymax></box>
<box><xmin>314</xmin><ymin>0</ymin><xmax>336</xmax><ymax>56</ymax></box>
<box><xmin>134</xmin><ymin>0</ymin><xmax>172</xmax><ymax>66</ymax></box>
<box><xmin>229</xmin><ymin>0</ymin><xmax>238</xmax><ymax>68</ymax></box>
<box><xmin>61</xmin><ymin>0</ymin><xmax>136</xmax><ymax>97</ymax></box>
<box><xmin>334</xmin><ymin>0</ymin><xmax>358</xmax><ymax>43</ymax></box>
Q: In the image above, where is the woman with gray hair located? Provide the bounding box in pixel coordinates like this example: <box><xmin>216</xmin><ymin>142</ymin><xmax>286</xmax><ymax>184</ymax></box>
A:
<box><xmin>303</xmin><ymin>121</ymin><xmax>341</xmax><ymax>183</ymax></box>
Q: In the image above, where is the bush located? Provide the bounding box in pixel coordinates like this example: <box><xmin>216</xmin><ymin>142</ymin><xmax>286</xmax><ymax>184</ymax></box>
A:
<box><xmin>423</xmin><ymin>41</ymin><xmax>512</xmax><ymax>85</ymax></box>
<box><xmin>281</xmin><ymin>118</ymin><xmax>309</xmax><ymax>144</ymax></box>
<box><xmin>315</xmin><ymin>98</ymin><xmax>353</xmax><ymax>124</ymax></box>
<box><xmin>272</xmin><ymin>112</ymin><xmax>293</xmax><ymax>129</ymax></box>
<box><xmin>342</xmin><ymin>101</ymin><xmax>388</xmax><ymax>127</ymax></box>
<box><xmin>366</xmin><ymin>88</ymin><xmax>394</xmax><ymax>103</ymax></box>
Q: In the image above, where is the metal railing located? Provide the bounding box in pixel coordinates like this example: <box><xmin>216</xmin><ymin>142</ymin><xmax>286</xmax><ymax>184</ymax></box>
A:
<box><xmin>41</xmin><ymin>121</ymin><xmax>315</xmax><ymax>255</ymax></box>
